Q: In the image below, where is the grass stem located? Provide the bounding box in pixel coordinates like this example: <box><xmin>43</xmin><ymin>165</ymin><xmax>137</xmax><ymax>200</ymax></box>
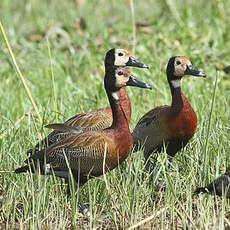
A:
<box><xmin>202</xmin><ymin>69</ymin><xmax>218</xmax><ymax>182</ymax></box>
<box><xmin>0</xmin><ymin>21</ymin><xmax>42</xmax><ymax>124</ymax></box>
<box><xmin>47</xmin><ymin>38</ymin><xmax>58</xmax><ymax>122</ymax></box>
<box><xmin>129</xmin><ymin>0</ymin><xmax>136</xmax><ymax>55</ymax></box>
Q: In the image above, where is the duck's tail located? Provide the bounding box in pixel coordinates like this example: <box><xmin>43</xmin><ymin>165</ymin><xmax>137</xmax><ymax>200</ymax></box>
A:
<box><xmin>15</xmin><ymin>165</ymin><xmax>30</xmax><ymax>174</ymax></box>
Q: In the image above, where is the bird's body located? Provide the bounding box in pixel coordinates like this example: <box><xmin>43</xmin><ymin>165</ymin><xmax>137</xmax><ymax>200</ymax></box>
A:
<box><xmin>133</xmin><ymin>91</ymin><xmax>197</xmax><ymax>157</ymax></box>
<box><xmin>20</xmin><ymin>99</ymin><xmax>132</xmax><ymax>185</ymax></box>
<box><xmin>194</xmin><ymin>167</ymin><xmax>230</xmax><ymax>198</ymax></box>
<box><xmin>132</xmin><ymin>56</ymin><xmax>205</xmax><ymax>164</ymax></box>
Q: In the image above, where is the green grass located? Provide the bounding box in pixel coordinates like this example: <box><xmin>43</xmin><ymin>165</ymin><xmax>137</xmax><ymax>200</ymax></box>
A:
<box><xmin>1</xmin><ymin>0</ymin><xmax>230</xmax><ymax>228</ymax></box>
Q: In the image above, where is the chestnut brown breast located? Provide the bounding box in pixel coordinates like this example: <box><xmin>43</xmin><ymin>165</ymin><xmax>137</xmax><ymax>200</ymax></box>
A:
<box><xmin>167</xmin><ymin>93</ymin><xmax>197</xmax><ymax>140</ymax></box>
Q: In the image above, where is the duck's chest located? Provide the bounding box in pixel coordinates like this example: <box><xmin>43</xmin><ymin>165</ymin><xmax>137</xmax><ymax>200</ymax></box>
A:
<box><xmin>107</xmin><ymin>129</ymin><xmax>133</xmax><ymax>168</ymax></box>
<box><xmin>167</xmin><ymin>105</ymin><xmax>197</xmax><ymax>139</ymax></box>
<box><xmin>116</xmin><ymin>130</ymin><xmax>133</xmax><ymax>158</ymax></box>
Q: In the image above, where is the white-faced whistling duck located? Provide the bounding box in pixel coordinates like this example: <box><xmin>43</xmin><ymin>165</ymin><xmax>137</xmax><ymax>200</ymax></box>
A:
<box><xmin>132</xmin><ymin>56</ymin><xmax>206</xmax><ymax>168</ymax></box>
<box><xmin>194</xmin><ymin>166</ymin><xmax>230</xmax><ymax>198</ymax></box>
<box><xmin>15</xmin><ymin>67</ymin><xmax>152</xmax><ymax>192</ymax></box>
<box><xmin>27</xmin><ymin>48</ymin><xmax>149</xmax><ymax>156</ymax></box>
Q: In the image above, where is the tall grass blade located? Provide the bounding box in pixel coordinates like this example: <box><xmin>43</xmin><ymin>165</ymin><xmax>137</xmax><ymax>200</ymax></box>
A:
<box><xmin>129</xmin><ymin>0</ymin><xmax>136</xmax><ymax>55</ymax></box>
<box><xmin>0</xmin><ymin>21</ymin><xmax>42</xmax><ymax>124</ymax></box>
<box><xmin>47</xmin><ymin>38</ymin><xmax>58</xmax><ymax>122</ymax></box>
<box><xmin>202</xmin><ymin>69</ymin><xmax>218</xmax><ymax>182</ymax></box>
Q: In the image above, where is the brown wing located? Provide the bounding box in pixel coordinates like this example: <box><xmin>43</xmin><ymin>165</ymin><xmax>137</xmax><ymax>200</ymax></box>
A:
<box><xmin>27</xmin><ymin>107</ymin><xmax>113</xmax><ymax>155</ymax></box>
<box><xmin>65</xmin><ymin>107</ymin><xmax>113</xmax><ymax>131</ymax></box>
<box><xmin>132</xmin><ymin>105</ymin><xmax>170</xmax><ymax>154</ymax></box>
<box><xmin>31</xmin><ymin>131</ymin><xmax>116</xmax><ymax>177</ymax></box>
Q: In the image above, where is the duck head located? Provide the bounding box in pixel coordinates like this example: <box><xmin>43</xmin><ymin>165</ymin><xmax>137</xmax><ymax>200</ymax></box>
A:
<box><xmin>105</xmin><ymin>67</ymin><xmax>152</xmax><ymax>100</ymax></box>
<box><xmin>105</xmin><ymin>48</ymin><xmax>148</xmax><ymax>69</ymax></box>
<box><xmin>166</xmin><ymin>56</ymin><xmax>206</xmax><ymax>88</ymax></box>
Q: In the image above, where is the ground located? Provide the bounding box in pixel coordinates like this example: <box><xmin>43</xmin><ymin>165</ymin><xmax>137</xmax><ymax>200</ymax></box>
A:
<box><xmin>1</xmin><ymin>0</ymin><xmax>230</xmax><ymax>229</ymax></box>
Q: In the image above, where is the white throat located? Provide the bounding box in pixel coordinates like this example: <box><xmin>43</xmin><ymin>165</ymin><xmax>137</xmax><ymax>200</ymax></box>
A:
<box><xmin>111</xmin><ymin>91</ymin><xmax>120</xmax><ymax>100</ymax></box>
<box><xmin>171</xmin><ymin>79</ymin><xmax>181</xmax><ymax>88</ymax></box>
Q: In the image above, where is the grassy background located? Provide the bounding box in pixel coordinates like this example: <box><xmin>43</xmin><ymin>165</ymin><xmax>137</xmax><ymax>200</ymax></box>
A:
<box><xmin>1</xmin><ymin>0</ymin><xmax>230</xmax><ymax>229</ymax></box>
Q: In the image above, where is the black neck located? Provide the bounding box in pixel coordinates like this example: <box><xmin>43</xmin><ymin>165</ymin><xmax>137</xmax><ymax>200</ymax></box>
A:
<box><xmin>168</xmin><ymin>79</ymin><xmax>184</xmax><ymax>115</ymax></box>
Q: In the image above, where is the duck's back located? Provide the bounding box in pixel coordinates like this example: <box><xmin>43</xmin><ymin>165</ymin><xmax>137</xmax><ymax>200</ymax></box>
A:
<box><xmin>65</xmin><ymin>106</ymin><xmax>113</xmax><ymax>132</ymax></box>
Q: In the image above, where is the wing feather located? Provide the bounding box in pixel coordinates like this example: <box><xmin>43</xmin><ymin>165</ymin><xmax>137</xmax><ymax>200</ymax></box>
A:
<box><xmin>31</xmin><ymin>131</ymin><xmax>114</xmax><ymax>176</ymax></box>
<box><xmin>65</xmin><ymin>107</ymin><xmax>112</xmax><ymax>131</ymax></box>
<box><xmin>27</xmin><ymin>107</ymin><xmax>113</xmax><ymax>155</ymax></box>
<box><xmin>132</xmin><ymin>105</ymin><xmax>170</xmax><ymax>154</ymax></box>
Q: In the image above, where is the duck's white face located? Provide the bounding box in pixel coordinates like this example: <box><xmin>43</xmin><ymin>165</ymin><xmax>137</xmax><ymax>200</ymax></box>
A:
<box><xmin>173</xmin><ymin>56</ymin><xmax>192</xmax><ymax>77</ymax></box>
<box><xmin>114</xmin><ymin>67</ymin><xmax>130</xmax><ymax>88</ymax></box>
<box><xmin>114</xmin><ymin>49</ymin><xmax>130</xmax><ymax>66</ymax></box>
<box><xmin>169</xmin><ymin>56</ymin><xmax>206</xmax><ymax>88</ymax></box>
<box><xmin>108</xmin><ymin>67</ymin><xmax>151</xmax><ymax>100</ymax></box>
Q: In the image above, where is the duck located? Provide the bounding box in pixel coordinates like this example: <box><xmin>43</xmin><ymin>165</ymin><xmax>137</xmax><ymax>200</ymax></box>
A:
<box><xmin>132</xmin><ymin>56</ymin><xmax>206</xmax><ymax>168</ymax></box>
<box><xmin>15</xmin><ymin>67</ymin><xmax>152</xmax><ymax>186</ymax></box>
<box><xmin>27</xmin><ymin>48</ymin><xmax>149</xmax><ymax>155</ymax></box>
<box><xmin>194</xmin><ymin>166</ymin><xmax>230</xmax><ymax>198</ymax></box>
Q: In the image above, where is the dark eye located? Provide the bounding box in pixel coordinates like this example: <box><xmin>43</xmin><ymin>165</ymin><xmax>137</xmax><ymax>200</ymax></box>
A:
<box><xmin>118</xmin><ymin>71</ymin><xmax>123</xmax><ymax>76</ymax></box>
<box><xmin>118</xmin><ymin>52</ymin><xmax>123</xmax><ymax>56</ymax></box>
<box><xmin>176</xmin><ymin>60</ymin><xmax>181</xmax><ymax>65</ymax></box>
